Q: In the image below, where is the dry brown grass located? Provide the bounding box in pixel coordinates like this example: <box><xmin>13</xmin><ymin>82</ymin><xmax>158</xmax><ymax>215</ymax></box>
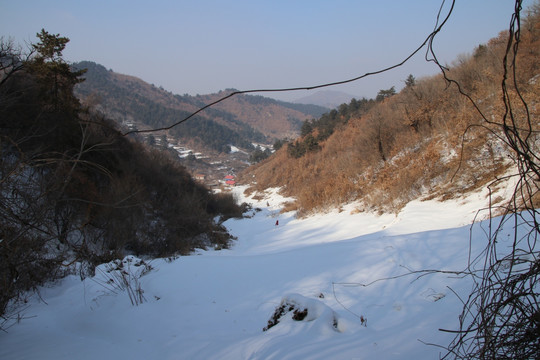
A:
<box><xmin>239</xmin><ymin>13</ymin><xmax>540</xmax><ymax>216</ymax></box>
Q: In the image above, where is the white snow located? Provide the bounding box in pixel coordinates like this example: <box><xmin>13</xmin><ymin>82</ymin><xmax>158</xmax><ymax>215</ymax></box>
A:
<box><xmin>228</xmin><ymin>145</ymin><xmax>249</xmax><ymax>154</ymax></box>
<box><xmin>0</xmin><ymin>184</ymin><xmax>522</xmax><ymax>360</ymax></box>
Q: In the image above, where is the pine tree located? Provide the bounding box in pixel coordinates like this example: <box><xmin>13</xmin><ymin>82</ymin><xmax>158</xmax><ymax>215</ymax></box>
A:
<box><xmin>28</xmin><ymin>29</ymin><xmax>86</xmax><ymax>113</ymax></box>
<box><xmin>376</xmin><ymin>86</ymin><xmax>396</xmax><ymax>101</ymax></box>
<box><xmin>405</xmin><ymin>74</ymin><xmax>416</xmax><ymax>88</ymax></box>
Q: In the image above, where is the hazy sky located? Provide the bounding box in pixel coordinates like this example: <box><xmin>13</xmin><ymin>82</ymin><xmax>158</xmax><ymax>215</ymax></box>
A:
<box><xmin>0</xmin><ymin>0</ymin><xmax>534</xmax><ymax>101</ymax></box>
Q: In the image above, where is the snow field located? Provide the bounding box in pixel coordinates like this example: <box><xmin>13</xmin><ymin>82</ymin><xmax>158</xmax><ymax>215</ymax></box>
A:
<box><xmin>0</xmin><ymin>185</ymin><xmax>514</xmax><ymax>359</ymax></box>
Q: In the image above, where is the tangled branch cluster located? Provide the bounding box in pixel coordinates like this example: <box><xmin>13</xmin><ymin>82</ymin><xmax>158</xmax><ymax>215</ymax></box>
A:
<box><xmin>440</xmin><ymin>1</ymin><xmax>540</xmax><ymax>358</ymax></box>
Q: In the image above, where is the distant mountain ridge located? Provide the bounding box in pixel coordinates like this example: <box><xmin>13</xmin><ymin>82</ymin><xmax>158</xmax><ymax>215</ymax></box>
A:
<box><xmin>73</xmin><ymin>61</ymin><xmax>327</xmax><ymax>153</ymax></box>
<box><xmin>294</xmin><ymin>90</ymin><xmax>358</xmax><ymax>109</ymax></box>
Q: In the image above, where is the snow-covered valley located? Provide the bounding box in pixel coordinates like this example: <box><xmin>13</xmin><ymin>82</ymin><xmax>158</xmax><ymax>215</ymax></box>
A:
<box><xmin>0</xmin><ymin>185</ymin><xmax>520</xmax><ymax>359</ymax></box>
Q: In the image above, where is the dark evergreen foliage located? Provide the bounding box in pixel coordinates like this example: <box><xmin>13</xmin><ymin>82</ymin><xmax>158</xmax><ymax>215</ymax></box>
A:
<box><xmin>404</xmin><ymin>74</ymin><xmax>416</xmax><ymax>88</ymax></box>
<box><xmin>249</xmin><ymin>146</ymin><xmax>272</xmax><ymax>163</ymax></box>
<box><xmin>287</xmin><ymin>97</ymin><xmax>375</xmax><ymax>158</ymax></box>
<box><xmin>0</xmin><ymin>33</ymin><xmax>242</xmax><ymax>320</ymax></box>
<box><xmin>273</xmin><ymin>138</ymin><xmax>287</xmax><ymax>151</ymax></box>
<box><xmin>375</xmin><ymin>86</ymin><xmax>396</xmax><ymax>101</ymax></box>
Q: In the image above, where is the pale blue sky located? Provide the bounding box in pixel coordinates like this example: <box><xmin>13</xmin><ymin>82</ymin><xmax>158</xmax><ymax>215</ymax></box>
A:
<box><xmin>0</xmin><ymin>1</ymin><xmax>534</xmax><ymax>101</ymax></box>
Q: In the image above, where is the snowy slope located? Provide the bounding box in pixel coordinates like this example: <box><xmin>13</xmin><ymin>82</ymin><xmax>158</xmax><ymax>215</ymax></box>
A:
<box><xmin>0</xmin><ymin>185</ymin><xmax>515</xmax><ymax>360</ymax></box>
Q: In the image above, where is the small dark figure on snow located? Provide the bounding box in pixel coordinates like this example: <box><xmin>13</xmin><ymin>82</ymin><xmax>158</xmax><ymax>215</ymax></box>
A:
<box><xmin>275</xmin><ymin>220</ymin><xmax>279</xmax><ymax>226</ymax></box>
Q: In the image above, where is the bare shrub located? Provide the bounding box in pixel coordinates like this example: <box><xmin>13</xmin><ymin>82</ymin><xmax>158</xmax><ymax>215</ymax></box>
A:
<box><xmin>424</xmin><ymin>3</ymin><xmax>540</xmax><ymax>358</ymax></box>
<box><xmin>205</xmin><ymin>192</ymin><xmax>244</xmax><ymax>220</ymax></box>
<box><xmin>91</xmin><ymin>256</ymin><xmax>153</xmax><ymax>306</ymax></box>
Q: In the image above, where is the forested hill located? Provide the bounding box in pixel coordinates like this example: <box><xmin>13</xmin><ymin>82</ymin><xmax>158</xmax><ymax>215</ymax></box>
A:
<box><xmin>193</xmin><ymin>90</ymin><xmax>328</xmax><ymax>141</ymax></box>
<box><xmin>73</xmin><ymin>62</ymin><xmax>326</xmax><ymax>153</ymax></box>
<box><xmin>0</xmin><ymin>30</ymin><xmax>246</xmax><ymax>319</ymax></box>
<box><xmin>241</xmin><ymin>7</ymin><xmax>540</xmax><ymax>215</ymax></box>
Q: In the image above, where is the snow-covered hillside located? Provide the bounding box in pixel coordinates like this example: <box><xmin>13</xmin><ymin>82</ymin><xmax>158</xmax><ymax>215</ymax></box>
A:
<box><xmin>0</xmin><ymin>185</ymin><xmax>517</xmax><ymax>359</ymax></box>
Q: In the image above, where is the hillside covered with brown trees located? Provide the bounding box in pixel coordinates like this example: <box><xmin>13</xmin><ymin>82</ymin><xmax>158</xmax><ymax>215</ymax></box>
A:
<box><xmin>241</xmin><ymin>5</ymin><xmax>540</xmax><ymax>216</ymax></box>
<box><xmin>74</xmin><ymin>63</ymin><xmax>328</xmax><ymax>154</ymax></box>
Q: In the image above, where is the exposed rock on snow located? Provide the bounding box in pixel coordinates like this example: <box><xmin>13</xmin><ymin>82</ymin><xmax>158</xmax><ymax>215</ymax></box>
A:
<box><xmin>264</xmin><ymin>293</ymin><xmax>341</xmax><ymax>332</ymax></box>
